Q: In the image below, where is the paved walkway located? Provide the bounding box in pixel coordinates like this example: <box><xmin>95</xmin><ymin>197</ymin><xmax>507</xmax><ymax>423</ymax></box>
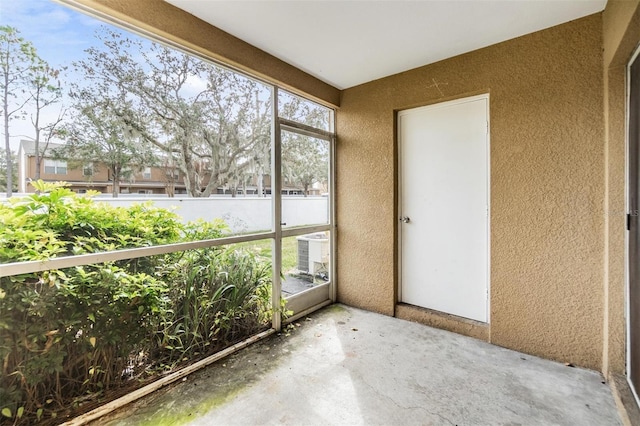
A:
<box><xmin>96</xmin><ymin>304</ymin><xmax>621</xmax><ymax>426</ymax></box>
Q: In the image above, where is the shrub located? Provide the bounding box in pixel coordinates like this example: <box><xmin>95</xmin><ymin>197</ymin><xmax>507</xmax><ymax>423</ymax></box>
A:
<box><xmin>156</xmin><ymin>247</ymin><xmax>272</xmax><ymax>365</ymax></box>
<box><xmin>0</xmin><ymin>181</ymin><xmax>275</xmax><ymax>424</ymax></box>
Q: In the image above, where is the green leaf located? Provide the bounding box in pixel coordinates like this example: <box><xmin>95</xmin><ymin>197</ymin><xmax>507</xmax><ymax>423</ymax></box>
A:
<box><xmin>1</xmin><ymin>408</ymin><xmax>11</xmax><ymax>418</ymax></box>
<box><xmin>16</xmin><ymin>407</ymin><xmax>24</xmax><ymax>418</ymax></box>
<box><xmin>37</xmin><ymin>408</ymin><xmax>43</xmax><ymax>420</ymax></box>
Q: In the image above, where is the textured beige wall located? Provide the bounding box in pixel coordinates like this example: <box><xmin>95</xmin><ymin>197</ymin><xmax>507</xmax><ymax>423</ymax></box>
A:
<box><xmin>603</xmin><ymin>0</ymin><xmax>640</xmax><ymax>377</ymax></box>
<box><xmin>337</xmin><ymin>15</ymin><xmax>605</xmax><ymax>369</ymax></box>
<box><xmin>67</xmin><ymin>0</ymin><xmax>340</xmax><ymax>107</ymax></box>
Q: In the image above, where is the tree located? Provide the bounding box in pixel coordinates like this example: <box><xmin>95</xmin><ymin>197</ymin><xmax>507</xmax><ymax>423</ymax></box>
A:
<box><xmin>158</xmin><ymin>156</ymin><xmax>180</xmax><ymax>197</ymax></box>
<box><xmin>202</xmin><ymin>70</ymin><xmax>271</xmax><ymax>197</ymax></box>
<box><xmin>74</xmin><ymin>27</ymin><xmax>271</xmax><ymax>197</ymax></box>
<box><xmin>282</xmin><ymin>132</ymin><xmax>328</xmax><ymax>196</ymax></box>
<box><xmin>0</xmin><ymin>26</ymin><xmax>39</xmax><ymax>197</ymax></box>
<box><xmin>278</xmin><ymin>91</ymin><xmax>331</xmax><ymax>131</ymax></box>
<box><xmin>0</xmin><ymin>147</ymin><xmax>17</xmax><ymax>193</ymax></box>
<box><xmin>280</xmin><ymin>95</ymin><xmax>330</xmax><ymax>196</ymax></box>
<box><xmin>59</xmin><ymin>90</ymin><xmax>155</xmax><ymax>198</ymax></box>
<box><xmin>27</xmin><ymin>60</ymin><xmax>66</xmax><ymax>181</ymax></box>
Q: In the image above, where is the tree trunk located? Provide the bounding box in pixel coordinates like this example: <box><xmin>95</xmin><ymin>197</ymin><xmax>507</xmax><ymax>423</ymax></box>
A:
<box><xmin>35</xmin><ymin>156</ymin><xmax>41</xmax><ymax>181</ymax></box>
<box><xmin>112</xmin><ymin>168</ymin><xmax>120</xmax><ymax>198</ymax></box>
<box><xmin>33</xmin><ymin>90</ymin><xmax>41</xmax><ymax>181</ymax></box>
<box><xmin>3</xmin><ymin>71</ymin><xmax>12</xmax><ymax>197</ymax></box>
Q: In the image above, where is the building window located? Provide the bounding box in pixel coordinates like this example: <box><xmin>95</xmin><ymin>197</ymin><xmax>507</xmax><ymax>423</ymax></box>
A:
<box><xmin>166</xmin><ymin>169</ymin><xmax>180</xmax><ymax>179</ymax></box>
<box><xmin>83</xmin><ymin>163</ymin><xmax>93</xmax><ymax>176</ymax></box>
<box><xmin>142</xmin><ymin>167</ymin><xmax>151</xmax><ymax>179</ymax></box>
<box><xmin>44</xmin><ymin>159</ymin><xmax>67</xmax><ymax>175</ymax></box>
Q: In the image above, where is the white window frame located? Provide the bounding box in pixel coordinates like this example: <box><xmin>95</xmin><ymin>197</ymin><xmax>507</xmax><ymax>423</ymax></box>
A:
<box><xmin>44</xmin><ymin>159</ymin><xmax>68</xmax><ymax>175</ymax></box>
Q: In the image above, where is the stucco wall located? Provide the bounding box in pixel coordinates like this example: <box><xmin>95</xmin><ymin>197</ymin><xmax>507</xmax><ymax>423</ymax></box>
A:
<box><xmin>603</xmin><ymin>0</ymin><xmax>640</xmax><ymax>377</ymax></box>
<box><xmin>337</xmin><ymin>15</ymin><xmax>605</xmax><ymax>369</ymax></box>
<box><xmin>68</xmin><ymin>0</ymin><xmax>340</xmax><ymax>107</ymax></box>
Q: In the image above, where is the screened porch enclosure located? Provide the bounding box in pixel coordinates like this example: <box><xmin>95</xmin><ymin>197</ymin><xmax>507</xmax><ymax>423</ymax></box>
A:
<box><xmin>2</xmin><ymin>0</ymin><xmax>640</xmax><ymax>424</ymax></box>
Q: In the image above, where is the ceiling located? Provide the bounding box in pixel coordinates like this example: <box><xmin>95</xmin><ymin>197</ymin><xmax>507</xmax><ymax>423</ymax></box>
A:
<box><xmin>165</xmin><ymin>0</ymin><xmax>607</xmax><ymax>90</ymax></box>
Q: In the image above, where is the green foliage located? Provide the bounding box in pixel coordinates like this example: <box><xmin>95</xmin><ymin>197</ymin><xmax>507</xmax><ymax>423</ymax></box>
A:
<box><xmin>157</xmin><ymin>248</ymin><xmax>271</xmax><ymax>366</ymax></box>
<box><xmin>0</xmin><ymin>182</ymin><xmax>278</xmax><ymax>424</ymax></box>
<box><xmin>58</xmin><ymin>94</ymin><xmax>156</xmax><ymax>198</ymax></box>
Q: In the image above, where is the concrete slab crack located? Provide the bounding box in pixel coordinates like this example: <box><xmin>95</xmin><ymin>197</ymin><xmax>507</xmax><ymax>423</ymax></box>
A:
<box><xmin>352</xmin><ymin>370</ymin><xmax>456</xmax><ymax>426</ymax></box>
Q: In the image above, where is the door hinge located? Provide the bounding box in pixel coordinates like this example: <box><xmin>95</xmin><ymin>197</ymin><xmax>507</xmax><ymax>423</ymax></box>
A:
<box><xmin>628</xmin><ymin>213</ymin><xmax>632</xmax><ymax>231</ymax></box>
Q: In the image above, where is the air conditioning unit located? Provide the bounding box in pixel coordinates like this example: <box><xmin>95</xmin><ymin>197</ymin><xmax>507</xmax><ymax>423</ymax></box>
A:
<box><xmin>296</xmin><ymin>233</ymin><xmax>329</xmax><ymax>276</ymax></box>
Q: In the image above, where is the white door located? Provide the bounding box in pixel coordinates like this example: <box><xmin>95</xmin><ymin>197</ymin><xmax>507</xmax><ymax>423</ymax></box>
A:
<box><xmin>399</xmin><ymin>95</ymin><xmax>489</xmax><ymax>323</ymax></box>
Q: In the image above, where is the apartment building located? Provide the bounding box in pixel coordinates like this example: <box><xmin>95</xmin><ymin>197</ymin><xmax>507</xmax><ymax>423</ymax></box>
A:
<box><xmin>17</xmin><ymin>140</ymin><xmax>186</xmax><ymax>195</ymax></box>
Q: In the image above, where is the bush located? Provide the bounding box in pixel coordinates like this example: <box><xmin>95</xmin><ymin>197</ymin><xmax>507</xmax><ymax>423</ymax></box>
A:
<box><xmin>0</xmin><ymin>181</ymin><xmax>275</xmax><ymax>424</ymax></box>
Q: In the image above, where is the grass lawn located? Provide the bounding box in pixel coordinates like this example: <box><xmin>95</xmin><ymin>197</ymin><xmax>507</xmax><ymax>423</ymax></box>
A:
<box><xmin>235</xmin><ymin>236</ymin><xmax>298</xmax><ymax>274</ymax></box>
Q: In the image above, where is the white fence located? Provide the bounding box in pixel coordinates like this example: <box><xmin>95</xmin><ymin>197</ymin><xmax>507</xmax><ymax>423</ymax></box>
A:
<box><xmin>97</xmin><ymin>196</ymin><xmax>329</xmax><ymax>233</ymax></box>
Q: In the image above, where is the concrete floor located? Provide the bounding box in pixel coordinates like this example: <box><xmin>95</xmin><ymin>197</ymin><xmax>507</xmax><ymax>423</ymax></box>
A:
<box><xmin>97</xmin><ymin>304</ymin><xmax>622</xmax><ymax>426</ymax></box>
<box><xmin>281</xmin><ymin>273</ymin><xmax>317</xmax><ymax>296</ymax></box>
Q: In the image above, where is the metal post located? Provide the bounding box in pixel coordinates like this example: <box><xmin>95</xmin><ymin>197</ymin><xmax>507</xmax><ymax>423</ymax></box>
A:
<box><xmin>271</xmin><ymin>87</ymin><xmax>282</xmax><ymax>331</ymax></box>
<box><xmin>330</xmin><ymin>133</ymin><xmax>337</xmax><ymax>302</ymax></box>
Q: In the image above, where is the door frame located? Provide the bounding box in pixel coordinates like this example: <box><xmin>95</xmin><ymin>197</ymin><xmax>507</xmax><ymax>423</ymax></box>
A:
<box><xmin>397</xmin><ymin>93</ymin><xmax>491</xmax><ymax>322</ymax></box>
<box><xmin>271</xmin><ymin>87</ymin><xmax>337</xmax><ymax>328</ymax></box>
<box><xmin>626</xmin><ymin>44</ymin><xmax>640</xmax><ymax>406</ymax></box>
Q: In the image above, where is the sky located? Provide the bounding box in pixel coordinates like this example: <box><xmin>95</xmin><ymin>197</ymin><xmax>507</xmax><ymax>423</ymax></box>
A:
<box><xmin>0</xmin><ymin>0</ymin><xmax>126</xmax><ymax>151</ymax></box>
<box><xmin>1</xmin><ymin>0</ymin><xmax>99</xmax><ymax>67</ymax></box>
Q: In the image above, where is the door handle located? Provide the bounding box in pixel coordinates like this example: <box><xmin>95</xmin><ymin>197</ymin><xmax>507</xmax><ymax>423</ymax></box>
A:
<box><xmin>399</xmin><ymin>216</ymin><xmax>411</xmax><ymax>223</ymax></box>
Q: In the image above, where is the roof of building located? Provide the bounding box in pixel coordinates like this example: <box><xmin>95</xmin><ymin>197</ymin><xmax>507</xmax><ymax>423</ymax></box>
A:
<box><xmin>19</xmin><ymin>140</ymin><xmax>65</xmax><ymax>156</ymax></box>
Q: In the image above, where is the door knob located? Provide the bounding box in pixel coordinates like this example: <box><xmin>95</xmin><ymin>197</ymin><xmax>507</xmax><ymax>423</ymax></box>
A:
<box><xmin>400</xmin><ymin>216</ymin><xmax>411</xmax><ymax>223</ymax></box>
